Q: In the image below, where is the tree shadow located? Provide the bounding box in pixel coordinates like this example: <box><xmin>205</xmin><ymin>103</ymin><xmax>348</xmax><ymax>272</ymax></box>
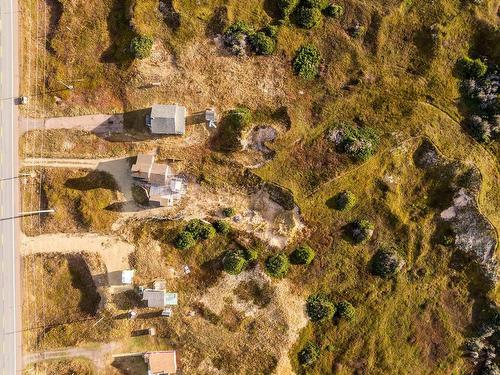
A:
<box><xmin>262</xmin><ymin>0</ymin><xmax>281</xmax><ymax>20</ymax></box>
<box><xmin>205</xmin><ymin>6</ymin><xmax>228</xmax><ymax>37</ymax></box>
<box><xmin>159</xmin><ymin>0</ymin><xmax>181</xmax><ymax>31</ymax></box>
<box><xmin>100</xmin><ymin>0</ymin><xmax>135</xmax><ymax>67</ymax></box>
<box><xmin>65</xmin><ymin>170</ymin><xmax>119</xmax><ymax>191</ymax></box>
<box><xmin>66</xmin><ymin>254</ymin><xmax>101</xmax><ymax>316</ymax></box>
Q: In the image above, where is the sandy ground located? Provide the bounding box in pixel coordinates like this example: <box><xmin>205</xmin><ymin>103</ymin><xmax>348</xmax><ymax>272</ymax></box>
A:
<box><xmin>19</xmin><ymin>114</ymin><xmax>123</xmax><ymax>134</ymax></box>
<box><xmin>198</xmin><ymin>267</ymin><xmax>307</xmax><ymax>375</ymax></box>
<box><xmin>24</xmin><ymin>341</ymin><xmax>122</xmax><ymax>371</ymax></box>
<box><xmin>21</xmin><ymin>233</ymin><xmax>134</xmax><ymax>291</ymax></box>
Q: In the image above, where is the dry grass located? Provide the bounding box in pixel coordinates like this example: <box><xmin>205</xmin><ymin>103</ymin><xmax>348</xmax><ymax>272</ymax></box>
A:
<box><xmin>17</xmin><ymin>0</ymin><xmax>500</xmax><ymax>373</ymax></box>
<box><xmin>21</xmin><ymin>168</ymin><xmax>120</xmax><ymax>235</ymax></box>
<box><xmin>24</xmin><ymin>358</ymin><xmax>96</xmax><ymax>375</ymax></box>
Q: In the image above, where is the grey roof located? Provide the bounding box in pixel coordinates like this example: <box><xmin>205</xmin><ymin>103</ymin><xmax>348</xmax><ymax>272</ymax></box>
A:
<box><xmin>143</xmin><ymin>289</ymin><xmax>166</xmax><ymax>307</ymax></box>
<box><xmin>150</xmin><ymin>104</ymin><xmax>186</xmax><ymax>135</ymax></box>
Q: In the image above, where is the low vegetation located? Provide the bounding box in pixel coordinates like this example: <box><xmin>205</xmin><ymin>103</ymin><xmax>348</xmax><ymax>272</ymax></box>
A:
<box><xmin>289</xmin><ymin>244</ymin><xmax>315</xmax><ymax>265</ymax></box>
<box><xmin>292</xmin><ymin>44</ymin><xmax>321</xmax><ymax>79</ymax></box>
<box><xmin>21</xmin><ymin>168</ymin><xmax>119</xmax><ymax>235</ymax></box>
<box><xmin>306</xmin><ymin>293</ymin><xmax>335</xmax><ymax>322</ymax></box>
<box><xmin>298</xmin><ymin>341</ymin><xmax>320</xmax><ymax>366</ymax></box>
<box><xmin>264</xmin><ymin>253</ymin><xmax>290</xmax><ymax>278</ymax></box>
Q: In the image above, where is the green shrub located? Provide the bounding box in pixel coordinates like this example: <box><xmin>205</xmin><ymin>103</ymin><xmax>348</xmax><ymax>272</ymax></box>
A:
<box><xmin>243</xmin><ymin>247</ymin><xmax>259</xmax><ymax>262</ymax></box>
<box><xmin>371</xmin><ymin>248</ymin><xmax>404</xmax><ymax>278</ymax></box>
<box><xmin>263</xmin><ymin>25</ymin><xmax>279</xmax><ymax>38</ymax></box>
<box><xmin>306</xmin><ymin>293</ymin><xmax>336</xmax><ymax>322</ymax></box>
<box><xmin>458</xmin><ymin>56</ymin><xmax>488</xmax><ymax>78</ymax></box>
<box><xmin>334</xmin><ymin>124</ymin><xmax>379</xmax><ymax>161</ymax></box>
<box><xmin>302</xmin><ymin>0</ymin><xmax>328</xmax><ymax>9</ymax></box>
<box><xmin>265</xmin><ymin>253</ymin><xmax>290</xmax><ymax>278</ymax></box>
<box><xmin>293</xmin><ymin>44</ymin><xmax>321</xmax><ymax>79</ymax></box>
<box><xmin>351</xmin><ymin>219</ymin><xmax>374</xmax><ymax>244</ymax></box>
<box><xmin>290</xmin><ymin>244</ymin><xmax>315</xmax><ymax>265</ymax></box>
<box><xmin>215</xmin><ymin>108</ymin><xmax>252</xmax><ymax>151</ymax></box>
<box><xmin>250</xmin><ymin>32</ymin><xmax>276</xmax><ymax>55</ymax></box>
<box><xmin>277</xmin><ymin>0</ymin><xmax>299</xmax><ymax>17</ymax></box>
<box><xmin>223</xmin><ymin>207</ymin><xmax>236</xmax><ymax>217</ymax></box>
<box><xmin>294</xmin><ymin>7</ymin><xmax>322</xmax><ymax>29</ymax></box>
<box><xmin>174</xmin><ymin>231</ymin><xmax>196</xmax><ymax>250</ymax></box>
<box><xmin>336</xmin><ymin>301</ymin><xmax>355</xmax><ymax>320</ymax></box>
<box><xmin>224</xmin><ymin>20</ymin><xmax>254</xmax><ymax>38</ymax></box>
<box><xmin>223</xmin><ymin>251</ymin><xmax>247</xmax><ymax>275</ymax></box>
<box><xmin>324</xmin><ymin>4</ymin><xmax>344</xmax><ymax>18</ymax></box>
<box><xmin>334</xmin><ymin>190</ymin><xmax>356</xmax><ymax>211</ymax></box>
<box><xmin>298</xmin><ymin>341</ymin><xmax>320</xmax><ymax>366</ymax></box>
<box><xmin>351</xmin><ymin>24</ymin><xmax>366</xmax><ymax>38</ymax></box>
<box><xmin>213</xmin><ymin>220</ymin><xmax>231</xmax><ymax>234</ymax></box>
<box><xmin>130</xmin><ymin>35</ymin><xmax>153</xmax><ymax>59</ymax></box>
<box><xmin>185</xmin><ymin>219</ymin><xmax>215</xmax><ymax>240</ymax></box>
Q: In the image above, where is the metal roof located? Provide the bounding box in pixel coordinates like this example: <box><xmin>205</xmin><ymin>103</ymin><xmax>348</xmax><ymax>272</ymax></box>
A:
<box><xmin>150</xmin><ymin>104</ymin><xmax>186</xmax><ymax>135</ymax></box>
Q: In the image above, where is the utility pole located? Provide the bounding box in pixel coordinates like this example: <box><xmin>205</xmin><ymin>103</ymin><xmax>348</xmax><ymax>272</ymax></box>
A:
<box><xmin>57</xmin><ymin>80</ymin><xmax>74</xmax><ymax>90</ymax></box>
<box><xmin>16</xmin><ymin>209</ymin><xmax>55</xmax><ymax>217</ymax></box>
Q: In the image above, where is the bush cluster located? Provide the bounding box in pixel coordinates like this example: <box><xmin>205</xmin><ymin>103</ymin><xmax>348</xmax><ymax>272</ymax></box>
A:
<box><xmin>336</xmin><ymin>301</ymin><xmax>356</xmax><ymax>320</ymax></box>
<box><xmin>334</xmin><ymin>190</ymin><xmax>356</xmax><ymax>211</ymax></box>
<box><xmin>290</xmin><ymin>244</ymin><xmax>316</xmax><ymax>265</ymax></box>
<box><xmin>293</xmin><ymin>44</ymin><xmax>321</xmax><ymax>79</ymax></box>
<box><xmin>265</xmin><ymin>253</ymin><xmax>290</xmax><ymax>278</ymax></box>
<box><xmin>174</xmin><ymin>231</ymin><xmax>196</xmax><ymax>250</ymax></box>
<box><xmin>306</xmin><ymin>293</ymin><xmax>336</xmax><ymax>322</ymax></box>
<box><xmin>371</xmin><ymin>248</ymin><xmax>404</xmax><ymax>278</ymax></box>
<box><xmin>277</xmin><ymin>0</ymin><xmax>299</xmax><ymax>18</ymax></box>
<box><xmin>185</xmin><ymin>219</ymin><xmax>216</xmax><ymax>240</ymax></box>
<box><xmin>175</xmin><ymin>219</ymin><xmax>220</xmax><ymax>249</ymax></box>
<box><xmin>223</xmin><ymin>207</ymin><xmax>236</xmax><ymax>217</ymax></box>
<box><xmin>223</xmin><ymin>248</ymin><xmax>258</xmax><ymax>275</ymax></box>
<box><xmin>461</xmin><ymin>68</ymin><xmax>499</xmax><ymax>143</ymax></box>
<box><xmin>294</xmin><ymin>6</ymin><xmax>322</xmax><ymax>29</ymax></box>
<box><xmin>130</xmin><ymin>35</ymin><xmax>153</xmax><ymax>59</ymax></box>
<box><xmin>213</xmin><ymin>219</ymin><xmax>231</xmax><ymax>234</ymax></box>
<box><xmin>250</xmin><ymin>32</ymin><xmax>276</xmax><ymax>55</ymax></box>
<box><xmin>331</xmin><ymin>124</ymin><xmax>379</xmax><ymax>161</ymax></box>
<box><xmin>324</xmin><ymin>4</ymin><xmax>344</xmax><ymax>18</ymax></box>
<box><xmin>298</xmin><ymin>341</ymin><xmax>320</xmax><ymax>366</ymax></box>
<box><xmin>216</xmin><ymin>107</ymin><xmax>253</xmax><ymax>151</ymax></box>
<box><xmin>223</xmin><ymin>251</ymin><xmax>247</xmax><ymax>275</ymax></box>
<box><xmin>351</xmin><ymin>219</ymin><xmax>374</xmax><ymax>244</ymax></box>
<box><xmin>458</xmin><ymin>56</ymin><xmax>488</xmax><ymax>79</ymax></box>
<box><xmin>224</xmin><ymin>21</ymin><xmax>278</xmax><ymax>56</ymax></box>
<box><xmin>307</xmin><ymin>294</ymin><xmax>356</xmax><ymax>323</ymax></box>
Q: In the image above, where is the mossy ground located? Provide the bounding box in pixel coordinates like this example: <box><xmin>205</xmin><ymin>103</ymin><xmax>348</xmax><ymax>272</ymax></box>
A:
<box><xmin>18</xmin><ymin>0</ymin><xmax>500</xmax><ymax>373</ymax></box>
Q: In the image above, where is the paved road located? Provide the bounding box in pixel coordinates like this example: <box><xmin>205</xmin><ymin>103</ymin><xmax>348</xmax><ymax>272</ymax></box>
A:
<box><xmin>0</xmin><ymin>0</ymin><xmax>21</xmax><ymax>371</ymax></box>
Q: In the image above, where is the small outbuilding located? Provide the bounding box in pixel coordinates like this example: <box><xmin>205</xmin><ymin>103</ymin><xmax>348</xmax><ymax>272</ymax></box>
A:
<box><xmin>148</xmin><ymin>104</ymin><xmax>186</xmax><ymax>135</ymax></box>
<box><xmin>143</xmin><ymin>350</ymin><xmax>177</xmax><ymax>375</ymax></box>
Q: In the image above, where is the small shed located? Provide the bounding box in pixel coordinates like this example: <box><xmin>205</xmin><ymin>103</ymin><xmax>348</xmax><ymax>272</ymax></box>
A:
<box><xmin>121</xmin><ymin>270</ymin><xmax>135</xmax><ymax>285</ymax></box>
<box><xmin>143</xmin><ymin>351</ymin><xmax>177</xmax><ymax>375</ymax></box>
<box><xmin>149</xmin><ymin>104</ymin><xmax>186</xmax><ymax>135</ymax></box>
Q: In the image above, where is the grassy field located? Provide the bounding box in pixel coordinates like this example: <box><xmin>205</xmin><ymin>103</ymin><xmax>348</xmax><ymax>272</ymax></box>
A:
<box><xmin>21</xmin><ymin>168</ymin><xmax>120</xmax><ymax>235</ymax></box>
<box><xmin>22</xmin><ymin>252</ymin><xmax>106</xmax><ymax>351</ymax></box>
<box><xmin>18</xmin><ymin>0</ymin><xmax>500</xmax><ymax>373</ymax></box>
<box><xmin>24</xmin><ymin>358</ymin><xmax>96</xmax><ymax>375</ymax></box>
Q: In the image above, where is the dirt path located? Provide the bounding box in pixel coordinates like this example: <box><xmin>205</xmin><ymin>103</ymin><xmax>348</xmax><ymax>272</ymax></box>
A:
<box><xmin>21</xmin><ymin>232</ymin><xmax>135</xmax><ymax>289</ymax></box>
<box><xmin>24</xmin><ymin>342</ymin><xmax>122</xmax><ymax>371</ymax></box>
<box><xmin>22</xmin><ymin>157</ymin><xmax>134</xmax><ymax>201</ymax></box>
<box><xmin>19</xmin><ymin>114</ymin><xmax>123</xmax><ymax>135</ymax></box>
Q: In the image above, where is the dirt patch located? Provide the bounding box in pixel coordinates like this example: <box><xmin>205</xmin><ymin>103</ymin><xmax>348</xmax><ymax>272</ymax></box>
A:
<box><xmin>188</xmin><ymin>267</ymin><xmax>307</xmax><ymax>375</ymax></box>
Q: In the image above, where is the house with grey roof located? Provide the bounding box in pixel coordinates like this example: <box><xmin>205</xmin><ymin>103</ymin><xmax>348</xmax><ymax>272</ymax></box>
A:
<box><xmin>147</xmin><ymin>104</ymin><xmax>186</xmax><ymax>135</ymax></box>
